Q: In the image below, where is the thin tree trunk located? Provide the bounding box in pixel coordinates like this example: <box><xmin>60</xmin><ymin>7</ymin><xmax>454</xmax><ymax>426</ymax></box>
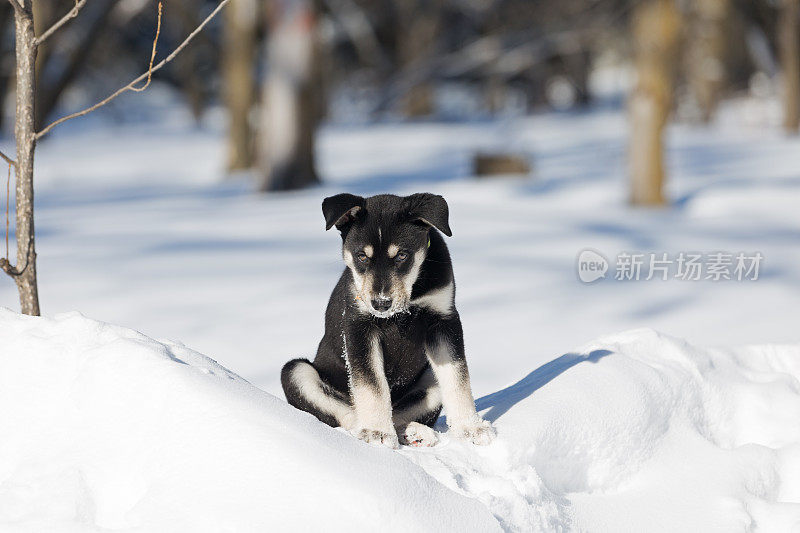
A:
<box><xmin>175</xmin><ymin>0</ymin><xmax>209</xmax><ymax>122</ymax></box>
<box><xmin>257</xmin><ymin>0</ymin><xmax>321</xmax><ymax>191</ymax></box>
<box><xmin>223</xmin><ymin>0</ymin><xmax>257</xmax><ymax>170</ymax></box>
<box><xmin>781</xmin><ymin>0</ymin><xmax>800</xmax><ymax>133</ymax></box>
<box><xmin>685</xmin><ymin>0</ymin><xmax>729</xmax><ymax>123</ymax></box>
<box><xmin>629</xmin><ymin>0</ymin><xmax>680</xmax><ymax>206</ymax></box>
<box><xmin>395</xmin><ymin>0</ymin><xmax>440</xmax><ymax>117</ymax></box>
<box><xmin>13</xmin><ymin>1</ymin><xmax>39</xmax><ymax>315</ymax></box>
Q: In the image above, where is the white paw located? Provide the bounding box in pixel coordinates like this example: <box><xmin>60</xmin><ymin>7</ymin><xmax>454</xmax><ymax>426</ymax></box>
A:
<box><xmin>355</xmin><ymin>428</ymin><xmax>399</xmax><ymax>449</ymax></box>
<box><xmin>451</xmin><ymin>417</ymin><xmax>496</xmax><ymax>445</ymax></box>
<box><xmin>398</xmin><ymin>421</ymin><xmax>439</xmax><ymax>447</ymax></box>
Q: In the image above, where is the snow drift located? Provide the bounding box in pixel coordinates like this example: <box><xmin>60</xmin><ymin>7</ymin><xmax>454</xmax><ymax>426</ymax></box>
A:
<box><xmin>404</xmin><ymin>330</ymin><xmax>800</xmax><ymax>531</ymax></box>
<box><xmin>1</xmin><ymin>309</ymin><xmax>799</xmax><ymax>532</ymax></box>
<box><xmin>0</xmin><ymin>309</ymin><xmax>498</xmax><ymax>532</ymax></box>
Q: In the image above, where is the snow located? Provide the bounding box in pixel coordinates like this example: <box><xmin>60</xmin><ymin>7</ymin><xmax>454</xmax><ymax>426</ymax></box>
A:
<box><xmin>1</xmin><ymin>89</ymin><xmax>800</xmax><ymax>530</ymax></box>
<box><xmin>406</xmin><ymin>329</ymin><xmax>800</xmax><ymax>531</ymax></box>
<box><xmin>2</xmin><ymin>312</ymin><xmax>799</xmax><ymax>531</ymax></box>
<box><xmin>2</xmin><ymin>94</ymin><xmax>798</xmax><ymax>402</ymax></box>
<box><xmin>0</xmin><ymin>309</ymin><xmax>499</xmax><ymax>532</ymax></box>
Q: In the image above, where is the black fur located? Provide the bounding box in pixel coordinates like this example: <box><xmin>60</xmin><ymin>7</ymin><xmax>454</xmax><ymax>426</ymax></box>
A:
<box><xmin>282</xmin><ymin>193</ymin><xmax>479</xmax><ymax>441</ymax></box>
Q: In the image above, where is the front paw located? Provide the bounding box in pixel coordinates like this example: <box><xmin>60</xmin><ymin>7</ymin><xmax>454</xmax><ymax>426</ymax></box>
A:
<box><xmin>398</xmin><ymin>421</ymin><xmax>439</xmax><ymax>447</ymax></box>
<box><xmin>451</xmin><ymin>417</ymin><xmax>496</xmax><ymax>445</ymax></box>
<box><xmin>354</xmin><ymin>428</ymin><xmax>399</xmax><ymax>449</ymax></box>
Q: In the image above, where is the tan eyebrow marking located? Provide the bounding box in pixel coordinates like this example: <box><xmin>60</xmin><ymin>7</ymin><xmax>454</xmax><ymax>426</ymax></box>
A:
<box><xmin>387</xmin><ymin>244</ymin><xmax>400</xmax><ymax>258</ymax></box>
<box><xmin>363</xmin><ymin>245</ymin><xmax>374</xmax><ymax>258</ymax></box>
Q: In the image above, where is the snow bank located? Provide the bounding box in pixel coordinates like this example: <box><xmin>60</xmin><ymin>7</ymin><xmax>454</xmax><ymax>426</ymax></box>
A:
<box><xmin>0</xmin><ymin>310</ymin><xmax>498</xmax><ymax>532</ymax></box>
<box><xmin>2</xmin><ymin>309</ymin><xmax>799</xmax><ymax>532</ymax></box>
<box><xmin>402</xmin><ymin>329</ymin><xmax>800</xmax><ymax>531</ymax></box>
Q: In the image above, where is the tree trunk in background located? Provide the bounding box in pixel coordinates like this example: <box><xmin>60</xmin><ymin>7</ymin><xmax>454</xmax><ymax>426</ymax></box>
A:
<box><xmin>12</xmin><ymin>2</ymin><xmax>40</xmax><ymax>315</ymax></box>
<box><xmin>629</xmin><ymin>0</ymin><xmax>680</xmax><ymax>206</ymax></box>
<box><xmin>781</xmin><ymin>0</ymin><xmax>800</xmax><ymax>133</ymax></box>
<box><xmin>685</xmin><ymin>0</ymin><xmax>730</xmax><ymax>123</ymax></box>
<box><xmin>223</xmin><ymin>0</ymin><xmax>258</xmax><ymax>171</ymax></box>
<box><xmin>257</xmin><ymin>0</ymin><xmax>321</xmax><ymax>191</ymax></box>
<box><xmin>176</xmin><ymin>0</ymin><xmax>210</xmax><ymax>123</ymax></box>
<box><xmin>395</xmin><ymin>0</ymin><xmax>441</xmax><ymax>117</ymax></box>
<box><xmin>567</xmin><ymin>48</ymin><xmax>592</xmax><ymax>106</ymax></box>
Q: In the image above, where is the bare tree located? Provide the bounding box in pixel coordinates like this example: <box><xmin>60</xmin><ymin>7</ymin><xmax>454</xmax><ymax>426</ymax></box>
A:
<box><xmin>223</xmin><ymin>0</ymin><xmax>259</xmax><ymax>171</ymax></box>
<box><xmin>1</xmin><ymin>0</ymin><xmax>230</xmax><ymax>316</ymax></box>
<box><xmin>175</xmin><ymin>0</ymin><xmax>212</xmax><ymax>122</ymax></box>
<box><xmin>628</xmin><ymin>0</ymin><xmax>681</xmax><ymax>206</ymax></box>
<box><xmin>781</xmin><ymin>0</ymin><xmax>800</xmax><ymax>133</ymax></box>
<box><xmin>684</xmin><ymin>0</ymin><xmax>730</xmax><ymax>123</ymax></box>
<box><xmin>257</xmin><ymin>0</ymin><xmax>322</xmax><ymax>191</ymax></box>
<box><xmin>395</xmin><ymin>0</ymin><xmax>442</xmax><ymax>117</ymax></box>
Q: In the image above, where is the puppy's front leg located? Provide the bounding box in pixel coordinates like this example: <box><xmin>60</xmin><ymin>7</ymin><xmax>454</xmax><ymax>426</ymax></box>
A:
<box><xmin>426</xmin><ymin>315</ymin><xmax>495</xmax><ymax>445</ymax></box>
<box><xmin>346</xmin><ymin>330</ymin><xmax>398</xmax><ymax>449</ymax></box>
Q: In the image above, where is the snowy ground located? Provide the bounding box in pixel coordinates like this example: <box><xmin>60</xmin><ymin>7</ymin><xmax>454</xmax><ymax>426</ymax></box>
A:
<box><xmin>2</xmin><ymin>311</ymin><xmax>799</xmax><ymax>531</ymax></box>
<box><xmin>1</xmin><ymin>89</ymin><xmax>799</xmax><ymax>530</ymax></box>
<box><xmin>1</xmin><ymin>91</ymin><xmax>798</xmax><ymax>400</ymax></box>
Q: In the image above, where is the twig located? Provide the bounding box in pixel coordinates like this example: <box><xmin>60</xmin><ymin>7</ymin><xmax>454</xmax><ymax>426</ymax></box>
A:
<box><xmin>131</xmin><ymin>2</ymin><xmax>162</xmax><ymax>92</ymax></box>
<box><xmin>0</xmin><ymin>258</ymin><xmax>16</xmax><ymax>276</ymax></box>
<box><xmin>4</xmin><ymin>163</ymin><xmax>9</xmax><ymax>263</ymax></box>
<box><xmin>0</xmin><ymin>149</ymin><xmax>16</xmax><ymax>168</ymax></box>
<box><xmin>36</xmin><ymin>0</ymin><xmax>231</xmax><ymax>140</ymax></box>
<box><xmin>1</xmin><ymin>150</ymin><xmax>14</xmax><ymax>273</ymax></box>
<box><xmin>35</xmin><ymin>0</ymin><xmax>87</xmax><ymax>47</ymax></box>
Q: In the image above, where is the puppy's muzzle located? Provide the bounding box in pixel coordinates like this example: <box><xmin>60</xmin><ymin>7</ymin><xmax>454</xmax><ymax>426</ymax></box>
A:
<box><xmin>371</xmin><ymin>296</ymin><xmax>393</xmax><ymax>312</ymax></box>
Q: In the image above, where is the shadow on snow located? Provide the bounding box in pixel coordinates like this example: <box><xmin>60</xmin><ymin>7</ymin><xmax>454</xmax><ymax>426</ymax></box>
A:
<box><xmin>475</xmin><ymin>349</ymin><xmax>613</xmax><ymax>423</ymax></box>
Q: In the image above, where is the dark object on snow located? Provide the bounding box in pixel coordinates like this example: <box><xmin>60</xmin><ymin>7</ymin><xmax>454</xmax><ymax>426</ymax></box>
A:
<box><xmin>281</xmin><ymin>193</ymin><xmax>495</xmax><ymax>449</ymax></box>
<box><xmin>473</xmin><ymin>153</ymin><xmax>531</xmax><ymax>177</ymax></box>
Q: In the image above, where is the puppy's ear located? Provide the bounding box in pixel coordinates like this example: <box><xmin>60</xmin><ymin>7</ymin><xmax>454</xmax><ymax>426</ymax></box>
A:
<box><xmin>406</xmin><ymin>193</ymin><xmax>452</xmax><ymax>237</ymax></box>
<box><xmin>322</xmin><ymin>193</ymin><xmax>366</xmax><ymax>231</ymax></box>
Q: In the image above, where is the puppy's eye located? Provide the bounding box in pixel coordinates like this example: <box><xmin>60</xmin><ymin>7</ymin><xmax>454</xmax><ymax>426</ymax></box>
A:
<box><xmin>357</xmin><ymin>251</ymin><xmax>368</xmax><ymax>263</ymax></box>
<box><xmin>395</xmin><ymin>251</ymin><xmax>409</xmax><ymax>263</ymax></box>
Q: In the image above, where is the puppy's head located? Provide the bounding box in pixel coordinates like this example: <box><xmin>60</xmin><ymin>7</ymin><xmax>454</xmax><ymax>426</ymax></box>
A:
<box><xmin>322</xmin><ymin>193</ymin><xmax>451</xmax><ymax>318</ymax></box>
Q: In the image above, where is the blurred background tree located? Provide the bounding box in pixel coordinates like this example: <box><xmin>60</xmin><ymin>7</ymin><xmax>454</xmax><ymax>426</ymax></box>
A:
<box><xmin>0</xmin><ymin>0</ymin><xmax>797</xmax><ymax>195</ymax></box>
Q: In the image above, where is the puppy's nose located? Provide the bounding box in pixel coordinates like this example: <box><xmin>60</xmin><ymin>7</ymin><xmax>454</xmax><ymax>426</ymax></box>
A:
<box><xmin>371</xmin><ymin>297</ymin><xmax>393</xmax><ymax>312</ymax></box>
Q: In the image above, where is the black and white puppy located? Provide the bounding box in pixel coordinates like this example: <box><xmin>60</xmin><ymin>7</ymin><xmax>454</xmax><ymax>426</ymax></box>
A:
<box><xmin>281</xmin><ymin>193</ymin><xmax>494</xmax><ymax>448</ymax></box>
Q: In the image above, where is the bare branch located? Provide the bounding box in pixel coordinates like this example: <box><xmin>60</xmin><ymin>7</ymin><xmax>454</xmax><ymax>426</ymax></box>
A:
<box><xmin>5</xmin><ymin>163</ymin><xmax>9</xmax><ymax>262</ymax></box>
<box><xmin>0</xmin><ymin>149</ymin><xmax>16</xmax><ymax>168</ymax></box>
<box><xmin>35</xmin><ymin>0</ymin><xmax>87</xmax><ymax>47</ymax></box>
<box><xmin>0</xmin><ymin>162</ymin><xmax>20</xmax><ymax>278</ymax></box>
<box><xmin>36</xmin><ymin>0</ymin><xmax>231</xmax><ymax>140</ymax></box>
<box><xmin>0</xmin><ymin>257</ymin><xmax>18</xmax><ymax>276</ymax></box>
<box><xmin>131</xmin><ymin>1</ymin><xmax>162</xmax><ymax>93</ymax></box>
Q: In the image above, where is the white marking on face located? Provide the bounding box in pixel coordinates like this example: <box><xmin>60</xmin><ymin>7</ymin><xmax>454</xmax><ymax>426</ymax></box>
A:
<box><xmin>378</xmin><ymin>227</ymin><xmax>382</xmax><ymax>244</ymax></box>
<box><xmin>344</xmin><ymin>250</ymin><xmax>373</xmax><ymax>315</ymax></box>
<box><xmin>411</xmin><ymin>283</ymin><xmax>454</xmax><ymax>315</ymax></box>
<box><xmin>350</xmin><ymin>334</ymin><xmax>394</xmax><ymax>432</ymax></box>
<box><xmin>387</xmin><ymin>244</ymin><xmax>400</xmax><ymax>258</ymax></box>
<box><xmin>426</xmin><ymin>339</ymin><xmax>480</xmax><ymax>428</ymax></box>
<box><xmin>361</xmin><ymin>247</ymin><xmax>425</xmax><ymax>318</ymax></box>
<box><xmin>290</xmin><ymin>361</ymin><xmax>355</xmax><ymax>430</ymax></box>
<box><xmin>346</xmin><ymin>243</ymin><xmax>425</xmax><ymax>319</ymax></box>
